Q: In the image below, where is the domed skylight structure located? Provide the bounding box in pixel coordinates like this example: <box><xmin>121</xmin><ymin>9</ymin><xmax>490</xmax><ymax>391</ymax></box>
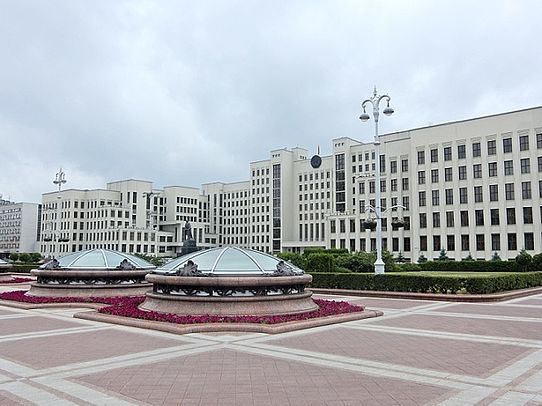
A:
<box><xmin>155</xmin><ymin>247</ymin><xmax>304</xmax><ymax>275</ymax></box>
<box><xmin>40</xmin><ymin>249</ymin><xmax>154</xmax><ymax>269</ymax></box>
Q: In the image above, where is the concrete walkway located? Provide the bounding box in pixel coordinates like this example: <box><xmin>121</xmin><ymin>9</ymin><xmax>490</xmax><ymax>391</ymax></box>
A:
<box><xmin>0</xmin><ymin>284</ymin><xmax>541</xmax><ymax>405</ymax></box>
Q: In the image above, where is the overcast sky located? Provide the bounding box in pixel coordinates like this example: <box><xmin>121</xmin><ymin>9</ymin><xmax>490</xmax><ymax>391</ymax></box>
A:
<box><xmin>1</xmin><ymin>0</ymin><xmax>541</xmax><ymax>203</ymax></box>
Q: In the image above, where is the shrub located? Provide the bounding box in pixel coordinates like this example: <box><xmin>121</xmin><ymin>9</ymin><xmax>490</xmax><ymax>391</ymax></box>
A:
<box><xmin>303</xmin><ymin>248</ymin><xmax>348</xmax><ymax>257</ymax></box>
<box><xmin>276</xmin><ymin>252</ymin><xmax>307</xmax><ymax>269</ymax></box>
<box><xmin>418</xmin><ymin>254</ymin><xmax>427</xmax><ymax>263</ymax></box>
<box><xmin>29</xmin><ymin>252</ymin><xmax>42</xmax><ymax>262</ymax></box>
<box><xmin>9</xmin><ymin>253</ymin><xmax>19</xmax><ymax>262</ymax></box>
<box><xmin>437</xmin><ymin>248</ymin><xmax>449</xmax><ymax>261</ymax></box>
<box><xmin>491</xmin><ymin>251</ymin><xmax>501</xmax><ymax>261</ymax></box>
<box><xmin>334</xmin><ymin>251</ymin><xmax>374</xmax><ymax>273</ymax></box>
<box><xmin>419</xmin><ymin>260</ymin><xmax>516</xmax><ymax>272</ymax></box>
<box><xmin>18</xmin><ymin>253</ymin><xmax>31</xmax><ymax>263</ymax></box>
<box><xmin>395</xmin><ymin>263</ymin><xmax>422</xmax><ymax>272</ymax></box>
<box><xmin>531</xmin><ymin>253</ymin><xmax>542</xmax><ymax>271</ymax></box>
<box><xmin>305</xmin><ymin>253</ymin><xmax>335</xmax><ymax>273</ymax></box>
<box><xmin>515</xmin><ymin>250</ymin><xmax>532</xmax><ymax>272</ymax></box>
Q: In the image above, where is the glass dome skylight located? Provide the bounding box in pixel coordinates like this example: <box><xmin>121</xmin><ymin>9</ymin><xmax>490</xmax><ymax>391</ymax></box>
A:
<box><xmin>156</xmin><ymin>247</ymin><xmax>303</xmax><ymax>275</ymax></box>
<box><xmin>40</xmin><ymin>249</ymin><xmax>155</xmax><ymax>269</ymax></box>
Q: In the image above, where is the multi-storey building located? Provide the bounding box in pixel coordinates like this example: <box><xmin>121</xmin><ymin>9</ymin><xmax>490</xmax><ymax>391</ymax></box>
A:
<box><xmin>38</xmin><ymin>106</ymin><xmax>542</xmax><ymax>260</ymax></box>
<box><xmin>0</xmin><ymin>199</ymin><xmax>41</xmax><ymax>254</ymax></box>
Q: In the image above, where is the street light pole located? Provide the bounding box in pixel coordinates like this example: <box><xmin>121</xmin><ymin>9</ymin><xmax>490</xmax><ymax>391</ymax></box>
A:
<box><xmin>52</xmin><ymin>168</ymin><xmax>67</xmax><ymax>259</ymax></box>
<box><xmin>359</xmin><ymin>87</ymin><xmax>394</xmax><ymax>274</ymax></box>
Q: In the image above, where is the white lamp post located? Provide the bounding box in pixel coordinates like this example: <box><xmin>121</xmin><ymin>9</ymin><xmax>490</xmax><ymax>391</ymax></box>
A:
<box><xmin>52</xmin><ymin>168</ymin><xmax>67</xmax><ymax>259</ymax></box>
<box><xmin>359</xmin><ymin>87</ymin><xmax>394</xmax><ymax>274</ymax></box>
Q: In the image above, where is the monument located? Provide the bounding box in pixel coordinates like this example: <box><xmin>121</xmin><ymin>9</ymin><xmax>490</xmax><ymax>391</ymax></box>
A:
<box><xmin>180</xmin><ymin>221</ymin><xmax>198</xmax><ymax>256</ymax></box>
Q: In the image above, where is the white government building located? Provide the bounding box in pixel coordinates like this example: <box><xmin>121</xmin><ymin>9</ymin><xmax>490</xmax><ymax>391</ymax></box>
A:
<box><xmin>38</xmin><ymin>106</ymin><xmax>542</xmax><ymax>261</ymax></box>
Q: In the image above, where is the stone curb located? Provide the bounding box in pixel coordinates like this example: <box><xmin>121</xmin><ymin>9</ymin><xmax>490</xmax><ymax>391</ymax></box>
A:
<box><xmin>311</xmin><ymin>286</ymin><xmax>542</xmax><ymax>302</ymax></box>
<box><xmin>74</xmin><ymin>309</ymin><xmax>383</xmax><ymax>334</ymax></box>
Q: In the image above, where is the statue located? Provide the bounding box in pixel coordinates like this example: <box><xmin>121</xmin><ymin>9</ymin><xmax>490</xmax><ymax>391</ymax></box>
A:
<box><xmin>183</xmin><ymin>222</ymin><xmax>193</xmax><ymax>241</ymax></box>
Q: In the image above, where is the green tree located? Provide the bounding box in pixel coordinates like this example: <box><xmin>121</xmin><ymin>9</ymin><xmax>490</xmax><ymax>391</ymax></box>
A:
<box><xmin>463</xmin><ymin>253</ymin><xmax>474</xmax><ymax>261</ymax></box>
<box><xmin>9</xmin><ymin>252</ymin><xmax>19</xmax><ymax>262</ymax></box>
<box><xmin>438</xmin><ymin>248</ymin><xmax>449</xmax><ymax>261</ymax></box>
<box><xmin>417</xmin><ymin>253</ymin><xmax>427</xmax><ymax>263</ymax></box>
<box><xmin>491</xmin><ymin>251</ymin><xmax>501</xmax><ymax>261</ymax></box>
<box><xmin>29</xmin><ymin>252</ymin><xmax>42</xmax><ymax>263</ymax></box>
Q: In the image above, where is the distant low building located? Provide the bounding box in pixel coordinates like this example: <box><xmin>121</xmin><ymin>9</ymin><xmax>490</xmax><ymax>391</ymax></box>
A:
<box><xmin>0</xmin><ymin>199</ymin><xmax>41</xmax><ymax>256</ymax></box>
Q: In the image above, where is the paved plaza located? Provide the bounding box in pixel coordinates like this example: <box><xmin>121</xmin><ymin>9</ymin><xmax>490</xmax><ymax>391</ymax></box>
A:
<box><xmin>0</xmin><ymin>284</ymin><xmax>541</xmax><ymax>405</ymax></box>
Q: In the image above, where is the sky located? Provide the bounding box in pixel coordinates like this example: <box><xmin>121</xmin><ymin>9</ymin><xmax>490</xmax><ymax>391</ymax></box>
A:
<box><xmin>1</xmin><ymin>0</ymin><xmax>541</xmax><ymax>203</ymax></box>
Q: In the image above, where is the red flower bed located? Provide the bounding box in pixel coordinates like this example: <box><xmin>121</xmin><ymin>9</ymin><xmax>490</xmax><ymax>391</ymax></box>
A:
<box><xmin>0</xmin><ymin>290</ymin><xmax>127</xmax><ymax>305</ymax></box>
<box><xmin>97</xmin><ymin>297</ymin><xmax>363</xmax><ymax>325</ymax></box>
<box><xmin>0</xmin><ymin>277</ymin><xmax>33</xmax><ymax>284</ymax></box>
<box><xmin>0</xmin><ymin>290</ymin><xmax>364</xmax><ymax>325</ymax></box>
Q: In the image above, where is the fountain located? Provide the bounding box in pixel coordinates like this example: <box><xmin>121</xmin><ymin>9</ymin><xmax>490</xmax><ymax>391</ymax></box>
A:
<box><xmin>28</xmin><ymin>249</ymin><xmax>155</xmax><ymax>297</ymax></box>
<box><xmin>142</xmin><ymin>247</ymin><xmax>317</xmax><ymax>316</ymax></box>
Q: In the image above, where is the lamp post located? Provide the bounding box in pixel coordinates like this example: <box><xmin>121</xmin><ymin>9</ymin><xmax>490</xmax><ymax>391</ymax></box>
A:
<box><xmin>359</xmin><ymin>87</ymin><xmax>394</xmax><ymax>274</ymax></box>
<box><xmin>52</xmin><ymin>168</ymin><xmax>67</xmax><ymax>259</ymax></box>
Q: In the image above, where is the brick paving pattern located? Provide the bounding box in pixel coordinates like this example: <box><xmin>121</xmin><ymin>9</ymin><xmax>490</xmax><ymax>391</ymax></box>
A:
<box><xmin>0</xmin><ymin>291</ymin><xmax>540</xmax><ymax>405</ymax></box>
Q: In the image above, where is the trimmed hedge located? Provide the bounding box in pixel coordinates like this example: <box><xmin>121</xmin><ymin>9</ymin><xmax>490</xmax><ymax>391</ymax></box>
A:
<box><xmin>309</xmin><ymin>272</ymin><xmax>542</xmax><ymax>294</ymax></box>
<box><xmin>419</xmin><ymin>260</ymin><xmax>519</xmax><ymax>272</ymax></box>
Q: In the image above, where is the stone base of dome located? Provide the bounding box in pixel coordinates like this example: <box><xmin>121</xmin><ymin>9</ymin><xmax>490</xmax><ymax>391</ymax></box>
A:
<box><xmin>140</xmin><ymin>290</ymin><xmax>319</xmax><ymax>316</ymax></box>
<box><xmin>27</xmin><ymin>282</ymin><xmax>152</xmax><ymax>298</ymax></box>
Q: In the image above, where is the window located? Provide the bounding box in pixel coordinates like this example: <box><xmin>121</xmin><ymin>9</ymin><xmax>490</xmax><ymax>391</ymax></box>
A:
<box><xmin>508</xmin><ymin>233</ymin><xmax>517</xmax><ymax>251</ymax></box>
<box><xmin>540</xmin><ymin>180</ymin><xmax>542</xmax><ymax>198</ymax></box>
<box><xmin>330</xmin><ymin>220</ymin><xmax>336</xmax><ymax>233</ymax></box>
<box><xmin>506</xmin><ymin>208</ymin><xmax>516</xmax><ymax>225</ymax></box>
<box><xmin>523</xmin><ymin>207</ymin><xmax>533</xmax><ymax>224</ymax></box>
<box><xmin>522</xmin><ymin>181</ymin><xmax>532</xmax><ymax>199</ymax></box>
<box><xmin>419</xmin><ymin>213</ymin><xmax>427</xmax><ymax>228</ymax></box>
<box><xmin>444</xmin><ymin>146</ymin><xmax>452</xmax><ymax>161</ymax></box>
<box><xmin>475</xmin><ymin>210</ymin><xmax>484</xmax><ymax>226</ymax></box>
<box><xmin>433</xmin><ymin>212</ymin><xmax>440</xmax><ymax>228</ymax></box>
<box><xmin>459</xmin><ymin>187</ymin><xmax>468</xmax><ymax>204</ymax></box>
<box><xmin>487</xmin><ymin>140</ymin><xmax>496</xmax><ymax>155</ymax></box>
<box><xmin>489</xmin><ymin>184</ymin><xmax>498</xmax><ymax>202</ymax></box>
<box><xmin>503</xmin><ymin>138</ymin><xmax>512</xmax><ymax>153</ymax></box>
<box><xmin>432</xmin><ymin>190</ymin><xmax>439</xmax><ymax>206</ymax></box>
<box><xmin>459</xmin><ymin>166</ymin><xmax>467</xmax><ymax>180</ymax></box>
<box><xmin>476</xmin><ymin>234</ymin><xmax>485</xmax><ymax>251</ymax></box>
<box><xmin>488</xmin><ymin>162</ymin><xmax>497</xmax><ymax>177</ymax></box>
<box><xmin>401</xmin><ymin>159</ymin><xmax>409</xmax><ymax>172</ymax></box>
<box><xmin>539</xmin><ymin>157</ymin><xmax>542</xmax><ymax>172</ymax></box>
<box><xmin>491</xmin><ymin>234</ymin><xmax>500</xmax><ymax>251</ymax></box>
<box><xmin>447</xmin><ymin>235</ymin><xmax>455</xmax><ymax>251</ymax></box>
<box><xmin>369</xmin><ymin>181</ymin><xmax>375</xmax><ymax>193</ymax></box>
<box><xmin>418</xmin><ymin>171</ymin><xmax>426</xmax><ymax>185</ymax></box>
<box><xmin>519</xmin><ymin>135</ymin><xmax>529</xmax><ymax>151</ymax></box>
<box><xmin>430</xmin><ymin>148</ymin><xmax>438</xmax><ymax>163</ymax></box>
<box><xmin>402</xmin><ymin>178</ymin><xmax>409</xmax><ymax>191</ymax></box>
<box><xmin>525</xmin><ymin>233</ymin><xmax>534</xmax><ymax>250</ymax></box>
<box><xmin>460</xmin><ymin>211</ymin><xmax>469</xmax><ymax>226</ymax></box>
<box><xmin>390</xmin><ymin>179</ymin><xmax>397</xmax><ymax>192</ymax></box>
<box><xmin>504</xmin><ymin>160</ymin><xmax>513</xmax><ymax>176</ymax></box>
<box><xmin>473</xmin><ymin>164</ymin><xmax>482</xmax><ymax>179</ymax></box>
<box><xmin>445</xmin><ymin>189</ymin><xmax>453</xmax><ymax>205</ymax></box>
<box><xmin>417</xmin><ymin>150</ymin><xmax>425</xmax><ymax>165</ymax></box>
<box><xmin>520</xmin><ymin>158</ymin><xmax>530</xmax><ymax>174</ymax></box>
<box><xmin>402</xmin><ymin>196</ymin><xmax>410</xmax><ymax>210</ymax></box>
<box><xmin>431</xmin><ymin>169</ymin><xmax>439</xmax><ymax>183</ymax></box>
<box><xmin>474</xmin><ymin>186</ymin><xmax>483</xmax><ymax>203</ymax></box>
<box><xmin>461</xmin><ymin>235</ymin><xmax>469</xmax><ymax>251</ymax></box>
<box><xmin>444</xmin><ymin>167</ymin><xmax>452</xmax><ymax>181</ymax></box>
<box><xmin>433</xmin><ymin>235</ymin><xmax>441</xmax><ymax>251</ymax></box>
<box><xmin>458</xmin><ymin>144</ymin><xmax>466</xmax><ymax>159</ymax></box>
<box><xmin>390</xmin><ymin>160</ymin><xmax>397</xmax><ymax>173</ymax></box>
<box><xmin>420</xmin><ymin>236</ymin><xmax>427</xmax><ymax>251</ymax></box>
<box><xmin>446</xmin><ymin>211</ymin><xmax>454</xmax><ymax>227</ymax></box>
<box><xmin>505</xmin><ymin>183</ymin><xmax>514</xmax><ymax>200</ymax></box>
<box><xmin>419</xmin><ymin>191</ymin><xmax>426</xmax><ymax>206</ymax></box>
<box><xmin>538</xmin><ymin>132</ymin><xmax>542</xmax><ymax>149</ymax></box>
<box><xmin>490</xmin><ymin>209</ymin><xmax>499</xmax><ymax>225</ymax></box>
<box><xmin>472</xmin><ymin>142</ymin><xmax>481</xmax><ymax>157</ymax></box>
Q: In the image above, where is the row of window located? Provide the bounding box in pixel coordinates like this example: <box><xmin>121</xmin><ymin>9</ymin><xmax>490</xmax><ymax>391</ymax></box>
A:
<box><xmin>419</xmin><ymin>232</ymin><xmax>535</xmax><ymax>252</ymax></box>
<box><xmin>419</xmin><ymin>206</ymin><xmax>541</xmax><ymax>228</ymax></box>
<box><xmin>417</xmin><ymin>133</ymin><xmax>542</xmax><ymax>164</ymax></box>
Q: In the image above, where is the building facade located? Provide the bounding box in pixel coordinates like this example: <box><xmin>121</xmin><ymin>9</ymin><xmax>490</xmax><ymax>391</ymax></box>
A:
<box><xmin>0</xmin><ymin>199</ymin><xmax>41</xmax><ymax>255</ymax></box>
<box><xmin>38</xmin><ymin>106</ymin><xmax>542</xmax><ymax>260</ymax></box>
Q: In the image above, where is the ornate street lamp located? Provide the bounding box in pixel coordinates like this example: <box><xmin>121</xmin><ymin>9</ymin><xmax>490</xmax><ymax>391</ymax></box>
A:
<box><xmin>52</xmin><ymin>168</ymin><xmax>67</xmax><ymax>258</ymax></box>
<box><xmin>359</xmin><ymin>87</ymin><xmax>394</xmax><ymax>274</ymax></box>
